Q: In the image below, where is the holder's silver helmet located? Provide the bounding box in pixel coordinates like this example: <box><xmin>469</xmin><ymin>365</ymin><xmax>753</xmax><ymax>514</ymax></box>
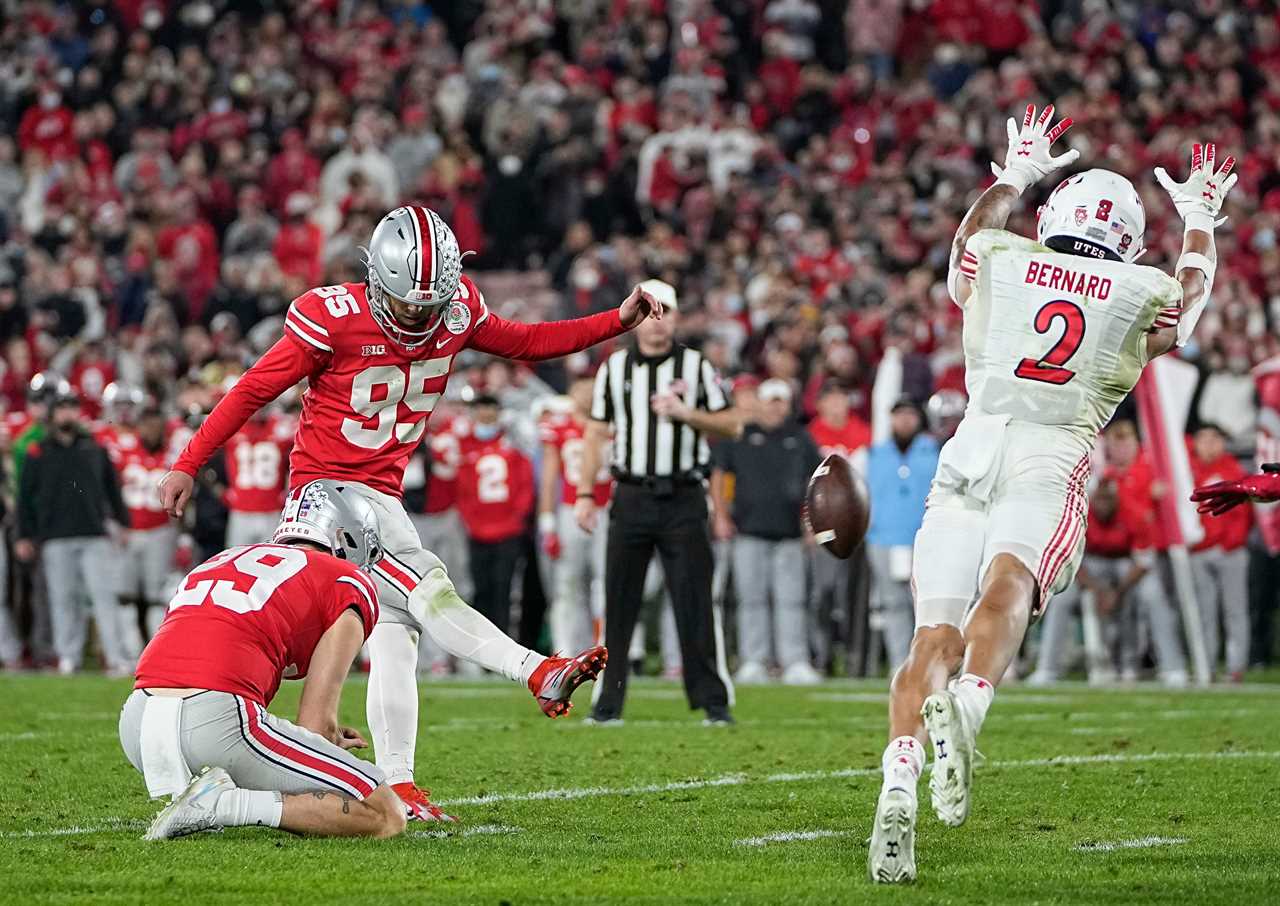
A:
<box><xmin>364</xmin><ymin>205</ymin><xmax>463</xmax><ymax>349</ymax></box>
<box><xmin>272</xmin><ymin>480</ymin><xmax>384</xmax><ymax>570</ymax></box>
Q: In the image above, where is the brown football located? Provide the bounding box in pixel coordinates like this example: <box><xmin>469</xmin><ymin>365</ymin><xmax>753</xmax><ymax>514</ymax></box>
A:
<box><xmin>804</xmin><ymin>453</ymin><xmax>870</xmax><ymax>559</ymax></box>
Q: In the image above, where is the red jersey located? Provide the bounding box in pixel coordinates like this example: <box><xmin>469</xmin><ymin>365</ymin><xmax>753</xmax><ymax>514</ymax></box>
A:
<box><xmin>136</xmin><ymin>544</ymin><xmax>379</xmax><ymax>706</ymax></box>
<box><xmin>1107</xmin><ymin>455</ymin><xmax>1160</xmax><ymax>551</ymax></box>
<box><xmin>808</xmin><ymin>416</ymin><xmax>872</xmax><ymax>460</ymax></box>
<box><xmin>539</xmin><ymin>413</ymin><xmax>611</xmax><ymax>507</ymax></box>
<box><xmin>455</xmin><ymin>432</ymin><xmax>535</xmax><ymax>543</ymax></box>
<box><xmin>226</xmin><ymin>417</ymin><xmax>293</xmax><ymax>514</ymax></box>
<box><xmin>424</xmin><ymin>416</ymin><xmax>466</xmax><ymax>515</ymax></box>
<box><xmin>116</xmin><ymin>441</ymin><xmax>172</xmax><ymax>530</ymax></box>
<box><xmin>1188</xmin><ymin>449</ymin><xmax>1251</xmax><ymax>552</ymax></box>
<box><xmin>172</xmin><ymin>277</ymin><xmax>631</xmax><ymax>497</ymax></box>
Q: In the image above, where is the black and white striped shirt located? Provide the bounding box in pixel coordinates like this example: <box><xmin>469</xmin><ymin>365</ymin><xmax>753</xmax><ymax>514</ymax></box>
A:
<box><xmin>590</xmin><ymin>344</ymin><xmax>728</xmax><ymax>479</ymax></box>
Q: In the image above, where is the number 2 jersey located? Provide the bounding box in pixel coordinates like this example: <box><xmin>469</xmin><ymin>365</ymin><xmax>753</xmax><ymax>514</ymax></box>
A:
<box><xmin>171</xmin><ymin>276</ymin><xmax>633</xmax><ymax>497</ymax></box>
<box><xmin>955</xmin><ymin>229</ymin><xmax>1182</xmax><ymax>444</ymax></box>
<box><xmin>135</xmin><ymin>544</ymin><xmax>379</xmax><ymax>707</ymax></box>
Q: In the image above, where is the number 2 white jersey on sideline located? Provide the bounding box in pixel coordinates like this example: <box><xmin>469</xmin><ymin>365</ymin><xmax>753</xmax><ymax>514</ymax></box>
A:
<box><xmin>956</xmin><ymin>229</ymin><xmax>1182</xmax><ymax>443</ymax></box>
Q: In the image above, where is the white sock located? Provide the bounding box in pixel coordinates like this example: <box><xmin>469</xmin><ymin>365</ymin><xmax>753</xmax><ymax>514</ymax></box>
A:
<box><xmin>881</xmin><ymin>736</ymin><xmax>924</xmax><ymax>794</ymax></box>
<box><xmin>410</xmin><ymin>569</ymin><xmax>546</xmax><ymax>683</ymax></box>
<box><xmin>213</xmin><ymin>788</ymin><xmax>282</xmax><ymax>828</ymax></box>
<box><xmin>366</xmin><ymin>622</ymin><xmax>420</xmax><ymax>786</ymax></box>
<box><xmin>952</xmin><ymin>672</ymin><xmax>995</xmax><ymax>735</ymax></box>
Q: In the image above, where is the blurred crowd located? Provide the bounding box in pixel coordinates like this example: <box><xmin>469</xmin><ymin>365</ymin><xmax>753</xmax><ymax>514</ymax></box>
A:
<box><xmin>0</xmin><ymin>0</ymin><xmax>1278</xmax><ymax>678</ymax></box>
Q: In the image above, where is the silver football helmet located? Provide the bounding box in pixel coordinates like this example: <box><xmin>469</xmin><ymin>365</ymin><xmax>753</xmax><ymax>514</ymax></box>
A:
<box><xmin>102</xmin><ymin>381</ymin><xmax>146</xmax><ymax>423</ymax></box>
<box><xmin>364</xmin><ymin>205</ymin><xmax>463</xmax><ymax>349</ymax></box>
<box><xmin>272</xmin><ymin>480</ymin><xmax>384</xmax><ymax>570</ymax></box>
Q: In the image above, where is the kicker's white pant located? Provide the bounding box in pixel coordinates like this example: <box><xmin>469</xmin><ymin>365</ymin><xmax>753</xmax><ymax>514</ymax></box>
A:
<box><xmin>225</xmin><ymin>510</ymin><xmax>280</xmax><ymax>549</ymax></box>
<box><xmin>549</xmin><ymin>503</ymin><xmax>607</xmax><ymax>655</ymax></box>
<box><xmin>409</xmin><ymin>509</ymin><xmax>471</xmax><ymax>668</ymax></box>
<box><xmin>1190</xmin><ymin>546</ymin><xmax>1250</xmax><ymax>676</ymax></box>
<box><xmin>337</xmin><ymin>481</ymin><xmax>539</xmax><ymax>783</ymax></box>
<box><xmin>913</xmin><ymin>420</ymin><xmax>1091</xmax><ymax>628</ymax></box>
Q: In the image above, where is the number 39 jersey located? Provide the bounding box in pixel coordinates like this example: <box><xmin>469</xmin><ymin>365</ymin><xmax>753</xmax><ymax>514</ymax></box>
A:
<box><xmin>135</xmin><ymin>544</ymin><xmax>379</xmax><ymax>706</ymax></box>
<box><xmin>957</xmin><ymin>229</ymin><xmax>1182</xmax><ymax>441</ymax></box>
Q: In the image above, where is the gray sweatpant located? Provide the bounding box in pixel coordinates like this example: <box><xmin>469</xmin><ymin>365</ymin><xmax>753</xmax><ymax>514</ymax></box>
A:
<box><xmin>1035</xmin><ymin>554</ymin><xmax>1141</xmax><ymax>679</ymax></box>
<box><xmin>549</xmin><ymin>503</ymin><xmax>608</xmax><ymax>654</ymax></box>
<box><xmin>225</xmin><ymin>511</ymin><xmax>280</xmax><ymax>549</ymax></box>
<box><xmin>120</xmin><ymin>689</ymin><xmax>385</xmax><ymax>799</ymax></box>
<box><xmin>732</xmin><ymin>535</ymin><xmax>809</xmax><ymax>668</ymax></box>
<box><xmin>0</xmin><ymin>539</ymin><xmax>18</xmax><ymax>664</ymax></box>
<box><xmin>1190</xmin><ymin>546</ymin><xmax>1250</xmax><ymax>676</ymax></box>
<box><xmin>867</xmin><ymin>544</ymin><xmax>915</xmax><ymax>673</ymax></box>
<box><xmin>43</xmin><ymin>536</ymin><xmax>130</xmax><ymax>671</ymax></box>
<box><xmin>1135</xmin><ymin>553</ymin><xmax>1188</xmax><ymax>678</ymax></box>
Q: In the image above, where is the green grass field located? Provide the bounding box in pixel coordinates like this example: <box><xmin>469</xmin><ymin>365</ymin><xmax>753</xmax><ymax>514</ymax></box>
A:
<box><xmin>2</xmin><ymin>673</ymin><xmax>1278</xmax><ymax>905</ymax></box>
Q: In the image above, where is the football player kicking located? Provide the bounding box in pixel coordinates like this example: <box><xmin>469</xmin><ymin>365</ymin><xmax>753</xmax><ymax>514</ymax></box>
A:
<box><xmin>867</xmin><ymin>104</ymin><xmax>1236</xmax><ymax>883</ymax></box>
<box><xmin>121</xmin><ymin>480</ymin><xmax>404</xmax><ymax>840</ymax></box>
<box><xmin>158</xmin><ymin>206</ymin><xmax>662</xmax><ymax>822</ymax></box>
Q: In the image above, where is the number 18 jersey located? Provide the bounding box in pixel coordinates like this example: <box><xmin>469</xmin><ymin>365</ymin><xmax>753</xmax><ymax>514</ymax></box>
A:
<box><xmin>957</xmin><ymin>229</ymin><xmax>1182</xmax><ymax>442</ymax></box>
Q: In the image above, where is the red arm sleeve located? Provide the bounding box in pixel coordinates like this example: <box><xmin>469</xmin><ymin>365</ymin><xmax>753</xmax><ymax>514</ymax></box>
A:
<box><xmin>171</xmin><ymin>336</ymin><xmax>321</xmax><ymax>476</ymax></box>
<box><xmin>465</xmin><ymin>309</ymin><xmax>627</xmax><ymax>361</ymax></box>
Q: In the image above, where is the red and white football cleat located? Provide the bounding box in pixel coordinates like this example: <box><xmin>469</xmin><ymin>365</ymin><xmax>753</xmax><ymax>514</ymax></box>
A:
<box><xmin>391</xmin><ymin>782</ymin><xmax>457</xmax><ymax>823</ymax></box>
<box><xmin>527</xmin><ymin>645</ymin><xmax>608</xmax><ymax>718</ymax></box>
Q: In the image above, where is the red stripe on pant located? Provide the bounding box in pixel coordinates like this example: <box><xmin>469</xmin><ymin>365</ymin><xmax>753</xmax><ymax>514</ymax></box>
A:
<box><xmin>1036</xmin><ymin>455</ymin><xmax>1090</xmax><ymax>595</ymax></box>
<box><xmin>378</xmin><ymin>556</ymin><xmax>420</xmax><ymax>593</ymax></box>
<box><xmin>243</xmin><ymin>700</ymin><xmax>376</xmax><ymax>798</ymax></box>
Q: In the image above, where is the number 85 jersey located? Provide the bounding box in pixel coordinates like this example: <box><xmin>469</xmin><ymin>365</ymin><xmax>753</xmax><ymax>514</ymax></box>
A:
<box><xmin>955</xmin><ymin>229</ymin><xmax>1182</xmax><ymax>442</ymax></box>
<box><xmin>173</xmin><ymin>276</ymin><xmax>632</xmax><ymax>496</ymax></box>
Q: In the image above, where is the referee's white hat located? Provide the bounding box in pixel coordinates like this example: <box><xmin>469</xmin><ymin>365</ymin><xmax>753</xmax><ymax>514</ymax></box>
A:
<box><xmin>638</xmin><ymin>278</ymin><xmax>678</xmax><ymax>311</ymax></box>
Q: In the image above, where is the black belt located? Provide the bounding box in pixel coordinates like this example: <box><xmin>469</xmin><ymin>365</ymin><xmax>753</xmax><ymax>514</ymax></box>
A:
<box><xmin>612</xmin><ymin>471</ymin><xmax>704</xmax><ymax>495</ymax></box>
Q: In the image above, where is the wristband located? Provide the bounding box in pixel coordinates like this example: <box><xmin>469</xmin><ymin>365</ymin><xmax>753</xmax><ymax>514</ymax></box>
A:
<box><xmin>1182</xmin><ymin>212</ymin><xmax>1217</xmax><ymax>234</ymax></box>
<box><xmin>537</xmin><ymin>512</ymin><xmax>556</xmax><ymax>534</ymax></box>
<box><xmin>1176</xmin><ymin>251</ymin><xmax>1215</xmax><ymax>280</ymax></box>
<box><xmin>992</xmin><ymin>168</ymin><xmax>1031</xmax><ymax>195</ymax></box>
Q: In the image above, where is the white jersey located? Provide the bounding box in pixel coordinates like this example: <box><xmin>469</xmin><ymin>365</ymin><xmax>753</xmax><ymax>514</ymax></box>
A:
<box><xmin>955</xmin><ymin>229</ymin><xmax>1182</xmax><ymax>442</ymax></box>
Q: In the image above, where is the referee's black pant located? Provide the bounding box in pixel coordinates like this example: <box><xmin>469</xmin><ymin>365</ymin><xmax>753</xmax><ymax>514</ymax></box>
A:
<box><xmin>592</xmin><ymin>482</ymin><xmax>731</xmax><ymax>719</ymax></box>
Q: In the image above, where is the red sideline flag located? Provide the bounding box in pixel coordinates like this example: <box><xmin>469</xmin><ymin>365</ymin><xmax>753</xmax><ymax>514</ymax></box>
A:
<box><xmin>1134</xmin><ymin>356</ymin><xmax>1203</xmax><ymax>547</ymax></box>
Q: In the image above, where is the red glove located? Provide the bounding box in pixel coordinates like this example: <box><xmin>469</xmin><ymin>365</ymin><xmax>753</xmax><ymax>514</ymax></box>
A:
<box><xmin>1191</xmin><ymin>464</ymin><xmax>1280</xmax><ymax>516</ymax></box>
<box><xmin>542</xmin><ymin>531</ymin><xmax>562</xmax><ymax>560</ymax></box>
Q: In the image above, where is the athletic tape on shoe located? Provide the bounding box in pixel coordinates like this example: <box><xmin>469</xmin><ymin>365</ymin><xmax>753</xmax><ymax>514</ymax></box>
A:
<box><xmin>140</xmin><ymin>696</ymin><xmax>193</xmax><ymax>799</ymax></box>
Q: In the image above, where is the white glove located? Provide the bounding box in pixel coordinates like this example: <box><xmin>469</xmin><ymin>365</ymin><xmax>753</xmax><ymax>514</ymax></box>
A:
<box><xmin>1154</xmin><ymin>143</ymin><xmax>1237</xmax><ymax>233</ymax></box>
<box><xmin>990</xmin><ymin>104</ymin><xmax>1080</xmax><ymax>194</ymax></box>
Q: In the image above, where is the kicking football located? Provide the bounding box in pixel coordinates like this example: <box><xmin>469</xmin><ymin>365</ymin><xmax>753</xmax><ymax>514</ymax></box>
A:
<box><xmin>805</xmin><ymin>452</ymin><xmax>870</xmax><ymax>559</ymax></box>
<box><xmin>2</xmin><ymin>2</ymin><xmax>1279</xmax><ymax>904</ymax></box>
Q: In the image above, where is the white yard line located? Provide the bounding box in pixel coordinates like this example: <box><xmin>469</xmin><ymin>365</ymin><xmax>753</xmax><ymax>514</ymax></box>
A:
<box><xmin>734</xmin><ymin>829</ymin><xmax>852</xmax><ymax>847</ymax></box>
<box><xmin>6</xmin><ymin>750</ymin><xmax>1279</xmax><ymax>839</ymax></box>
<box><xmin>1075</xmin><ymin>836</ymin><xmax>1188</xmax><ymax>852</ymax></box>
<box><xmin>408</xmin><ymin>823</ymin><xmax>522</xmax><ymax>840</ymax></box>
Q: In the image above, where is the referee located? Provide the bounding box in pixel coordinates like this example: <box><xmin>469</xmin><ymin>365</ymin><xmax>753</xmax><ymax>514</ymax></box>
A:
<box><xmin>575</xmin><ymin>279</ymin><xmax>741</xmax><ymax>725</ymax></box>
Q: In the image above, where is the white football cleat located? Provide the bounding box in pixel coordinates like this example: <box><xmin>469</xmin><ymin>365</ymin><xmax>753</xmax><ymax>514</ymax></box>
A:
<box><xmin>867</xmin><ymin>786</ymin><xmax>917</xmax><ymax>883</ymax></box>
<box><xmin>922</xmin><ymin>690</ymin><xmax>975</xmax><ymax>827</ymax></box>
<box><xmin>145</xmin><ymin>766</ymin><xmax>234</xmax><ymax>841</ymax></box>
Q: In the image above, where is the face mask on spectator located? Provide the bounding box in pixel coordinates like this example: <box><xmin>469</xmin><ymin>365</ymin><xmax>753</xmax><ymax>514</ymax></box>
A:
<box><xmin>473</xmin><ymin>423</ymin><xmax>501</xmax><ymax>441</ymax></box>
<box><xmin>40</xmin><ymin>91</ymin><xmax>60</xmax><ymax>109</ymax></box>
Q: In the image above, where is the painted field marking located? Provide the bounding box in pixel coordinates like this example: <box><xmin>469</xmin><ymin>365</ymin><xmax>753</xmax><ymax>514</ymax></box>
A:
<box><xmin>735</xmin><ymin>829</ymin><xmax>852</xmax><ymax>847</ymax></box>
<box><xmin>1075</xmin><ymin>836</ymin><xmax>1188</xmax><ymax>853</ymax></box>
<box><xmin>6</xmin><ymin>751</ymin><xmax>1279</xmax><ymax>839</ymax></box>
<box><xmin>409</xmin><ymin>823</ymin><xmax>522</xmax><ymax>840</ymax></box>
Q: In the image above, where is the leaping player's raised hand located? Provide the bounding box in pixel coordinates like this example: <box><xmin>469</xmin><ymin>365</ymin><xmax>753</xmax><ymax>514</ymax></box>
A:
<box><xmin>990</xmin><ymin>103</ymin><xmax>1080</xmax><ymax>194</ymax></box>
<box><xmin>1155</xmin><ymin>143</ymin><xmax>1237</xmax><ymax>232</ymax></box>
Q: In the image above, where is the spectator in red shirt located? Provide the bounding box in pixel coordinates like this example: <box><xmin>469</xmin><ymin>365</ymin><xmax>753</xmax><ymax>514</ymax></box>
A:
<box><xmin>1187</xmin><ymin>424</ymin><xmax>1251</xmax><ymax>681</ymax></box>
<box><xmin>155</xmin><ymin>188</ymin><xmax>219</xmax><ymax>323</ymax></box>
<box><xmin>455</xmin><ymin>395</ymin><xmax>535</xmax><ymax>637</ymax></box>
<box><xmin>273</xmin><ymin>193</ymin><xmax>325</xmax><ymax>288</ymax></box>
<box><xmin>808</xmin><ymin>381</ymin><xmax>871</xmax><ymax>466</ymax></box>
<box><xmin>1104</xmin><ymin>418</ymin><xmax>1189</xmax><ymax>686</ymax></box>
<box><xmin>17</xmin><ymin>87</ymin><xmax>75</xmax><ymax>161</ymax></box>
